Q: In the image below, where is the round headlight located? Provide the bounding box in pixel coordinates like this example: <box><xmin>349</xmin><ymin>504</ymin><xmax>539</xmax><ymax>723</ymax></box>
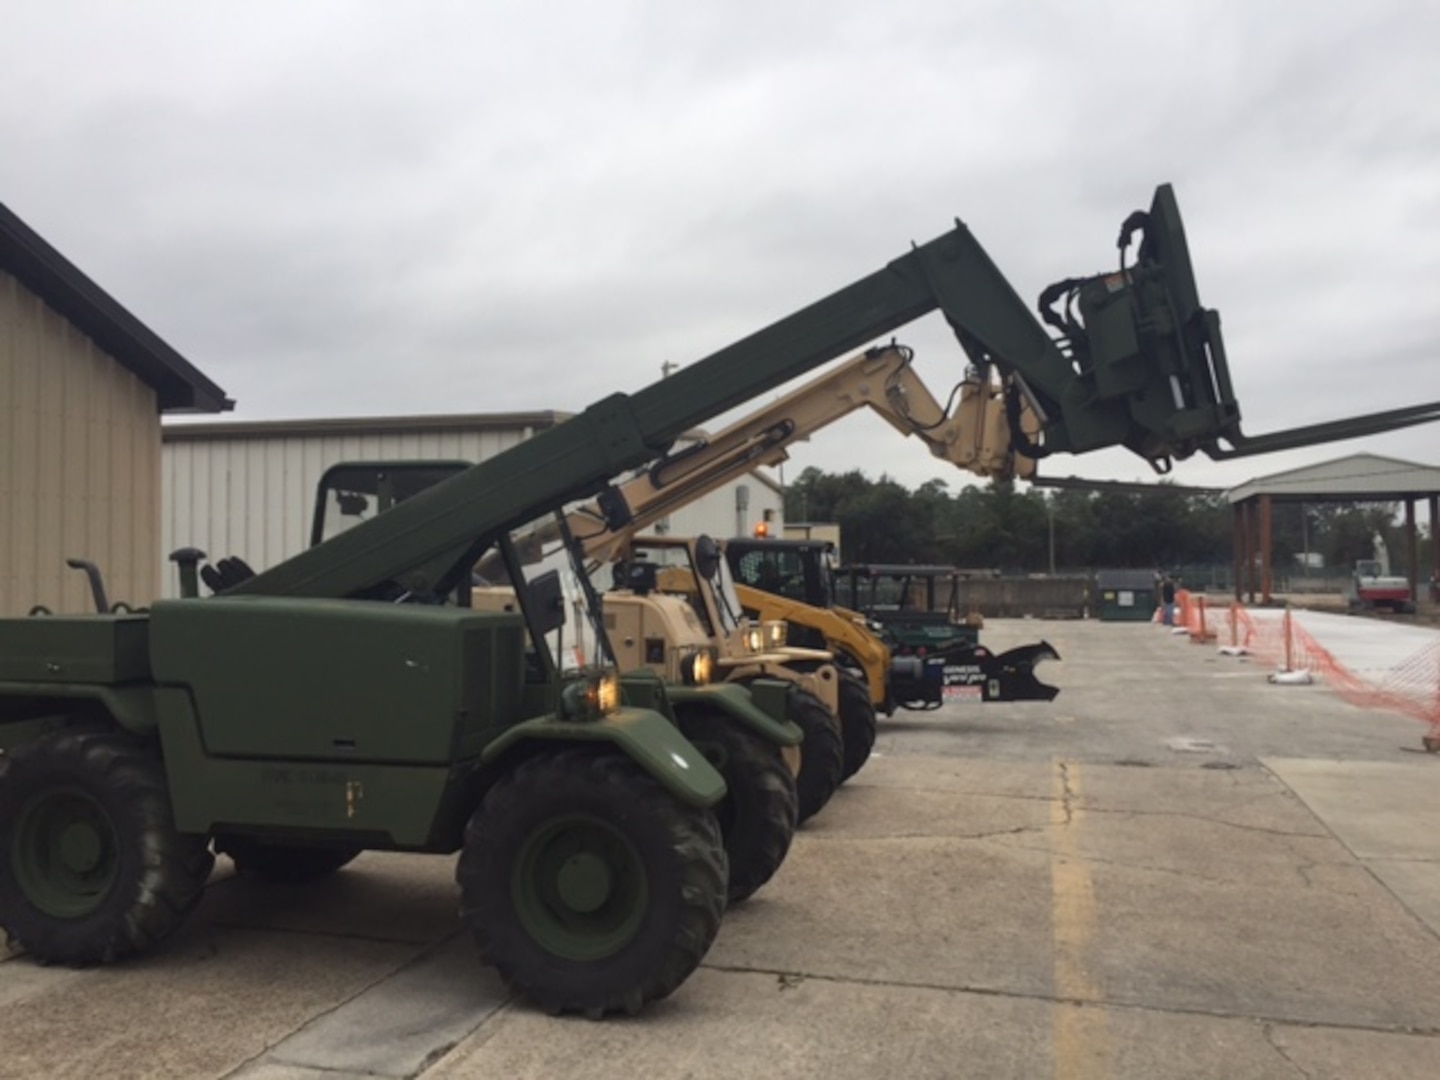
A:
<box><xmin>593</xmin><ymin>672</ymin><xmax>620</xmax><ymax>714</ymax></box>
<box><xmin>763</xmin><ymin>619</ymin><xmax>788</xmax><ymax>649</ymax></box>
<box><xmin>560</xmin><ymin>672</ymin><xmax>621</xmax><ymax>720</ymax></box>
<box><xmin>681</xmin><ymin>647</ymin><xmax>715</xmax><ymax>686</ymax></box>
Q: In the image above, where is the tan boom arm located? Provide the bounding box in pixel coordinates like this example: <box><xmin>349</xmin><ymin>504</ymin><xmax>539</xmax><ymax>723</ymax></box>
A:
<box><xmin>484</xmin><ymin>343</ymin><xmax>1037</xmax><ymax>574</ymax></box>
<box><xmin>586</xmin><ymin>344</ymin><xmax>1035</xmax><ymax>559</ymax></box>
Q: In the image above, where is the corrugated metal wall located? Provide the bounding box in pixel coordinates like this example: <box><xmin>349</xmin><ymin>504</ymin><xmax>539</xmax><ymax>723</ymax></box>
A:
<box><xmin>160</xmin><ymin>423</ymin><xmax>784</xmax><ymax>597</ymax></box>
<box><xmin>0</xmin><ymin>270</ymin><xmax>160</xmax><ymax>616</ymax></box>
<box><xmin>160</xmin><ymin>424</ymin><xmax>541</xmax><ymax>596</ymax></box>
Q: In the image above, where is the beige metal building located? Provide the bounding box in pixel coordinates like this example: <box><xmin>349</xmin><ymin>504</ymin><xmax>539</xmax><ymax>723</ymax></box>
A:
<box><xmin>0</xmin><ymin>202</ymin><xmax>231</xmax><ymax>616</ymax></box>
<box><xmin>159</xmin><ymin>416</ymin><xmax>784</xmax><ymax>597</ymax></box>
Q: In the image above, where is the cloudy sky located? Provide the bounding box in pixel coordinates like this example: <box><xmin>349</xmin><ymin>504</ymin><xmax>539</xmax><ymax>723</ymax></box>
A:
<box><xmin>3</xmin><ymin>1</ymin><xmax>1438</xmax><ymax>496</ymax></box>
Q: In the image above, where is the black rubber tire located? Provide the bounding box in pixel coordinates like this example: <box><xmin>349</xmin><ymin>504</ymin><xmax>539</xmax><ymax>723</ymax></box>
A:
<box><xmin>456</xmin><ymin>748</ymin><xmax>727</xmax><ymax>1018</ymax></box>
<box><xmin>217</xmin><ymin>837</ymin><xmax>362</xmax><ymax>883</ymax></box>
<box><xmin>837</xmin><ymin>672</ymin><xmax>878</xmax><ymax>783</ymax></box>
<box><xmin>0</xmin><ymin>732</ymin><xmax>214</xmax><ymax>965</ymax></box>
<box><xmin>788</xmin><ymin>688</ymin><xmax>843</xmax><ymax>824</ymax></box>
<box><xmin>674</xmin><ymin>706</ymin><xmax>797</xmax><ymax>903</ymax></box>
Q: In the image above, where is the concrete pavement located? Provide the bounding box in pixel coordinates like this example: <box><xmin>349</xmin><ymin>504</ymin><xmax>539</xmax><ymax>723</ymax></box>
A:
<box><xmin>3</xmin><ymin>617</ymin><xmax>1439</xmax><ymax>1079</ymax></box>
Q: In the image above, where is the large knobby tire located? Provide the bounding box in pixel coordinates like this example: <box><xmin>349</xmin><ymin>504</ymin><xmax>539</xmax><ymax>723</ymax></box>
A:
<box><xmin>0</xmin><ymin>732</ymin><xmax>214</xmax><ymax>965</ymax></box>
<box><xmin>837</xmin><ymin>672</ymin><xmax>878</xmax><ymax>783</ymax></box>
<box><xmin>456</xmin><ymin>748</ymin><xmax>727</xmax><ymax>1018</ymax></box>
<box><xmin>788</xmin><ymin>688</ymin><xmax>843</xmax><ymax>824</ymax></box>
<box><xmin>674</xmin><ymin>707</ymin><xmax>797</xmax><ymax>903</ymax></box>
<box><xmin>217</xmin><ymin>837</ymin><xmax>363</xmax><ymax>883</ymax></box>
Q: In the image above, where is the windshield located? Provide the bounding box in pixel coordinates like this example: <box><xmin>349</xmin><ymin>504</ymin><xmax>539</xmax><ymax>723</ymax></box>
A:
<box><xmin>841</xmin><ymin>573</ymin><xmax>905</xmax><ymax>611</ymax></box>
<box><xmin>731</xmin><ymin>546</ymin><xmax>813</xmax><ymax>604</ymax></box>
<box><xmin>472</xmin><ymin>512</ymin><xmax>616</xmax><ymax>675</ymax></box>
<box><xmin>837</xmin><ymin>568</ymin><xmax>960</xmax><ymax>617</ymax></box>
<box><xmin>708</xmin><ymin>557</ymin><xmax>746</xmax><ymax>633</ymax></box>
<box><xmin>616</xmin><ymin>539</ymin><xmax>746</xmax><ymax>637</ymax></box>
<box><xmin>311</xmin><ymin>462</ymin><xmax>469</xmax><ymax>547</ymax></box>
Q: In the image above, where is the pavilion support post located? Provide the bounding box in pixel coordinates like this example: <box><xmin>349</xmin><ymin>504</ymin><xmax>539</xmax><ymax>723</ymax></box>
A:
<box><xmin>1232</xmin><ymin>502</ymin><xmax>1245</xmax><ymax>603</ymax></box>
<box><xmin>1430</xmin><ymin>495</ymin><xmax>1440</xmax><ymax>601</ymax></box>
<box><xmin>1406</xmin><ymin>498</ymin><xmax>1419</xmax><ymax>602</ymax></box>
<box><xmin>1260</xmin><ymin>494</ymin><xmax>1274</xmax><ymax>605</ymax></box>
<box><xmin>1238</xmin><ymin>500</ymin><xmax>1249</xmax><ymax>603</ymax></box>
<box><xmin>1242</xmin><ymin>499</ymin><xmax>1257</xmax><ymax>603</ymax></box>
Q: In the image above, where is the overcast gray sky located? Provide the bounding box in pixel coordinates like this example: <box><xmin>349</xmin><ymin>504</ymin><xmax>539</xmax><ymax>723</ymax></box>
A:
<box><xmin>3</xmin><ymin>1</ymin><xmax>1438</xmax><ymax>495</ymax></box>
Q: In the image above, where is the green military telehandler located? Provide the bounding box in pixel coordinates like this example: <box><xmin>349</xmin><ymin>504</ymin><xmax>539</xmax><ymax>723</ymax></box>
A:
<box><xmin>4</xmin><ymin>184</ymin><xmax>1432</xmax><ymax>1018</ymax></box>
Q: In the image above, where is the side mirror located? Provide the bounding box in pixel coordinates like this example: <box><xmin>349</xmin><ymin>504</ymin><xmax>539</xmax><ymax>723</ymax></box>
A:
<box><xmin>526</xmin><ymin>569</ymin><xmax>566</xmax><ymax>636</ymax></box>
<box><xmin>695</xmin><ymin>535</ymin><xmax>721</xmax><ymax>581</ymax></box>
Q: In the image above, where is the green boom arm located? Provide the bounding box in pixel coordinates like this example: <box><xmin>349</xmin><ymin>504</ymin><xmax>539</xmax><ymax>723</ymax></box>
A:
<box><xmin>230</xmin><ymin>184</ymin><xmax>1439</xmax><ymax>602</ymax></box>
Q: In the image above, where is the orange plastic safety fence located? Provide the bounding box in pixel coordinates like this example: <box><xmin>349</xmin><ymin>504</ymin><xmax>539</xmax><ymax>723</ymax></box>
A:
<box><xmin>1171</xmin><ymin>590</ymin><xmax>1215</xmax><ymax>642</ymax></box>
<box><xmin>1210</xmin><ymin>601</ymin><xmax>1440</xmax><ymax>735</ymax></box>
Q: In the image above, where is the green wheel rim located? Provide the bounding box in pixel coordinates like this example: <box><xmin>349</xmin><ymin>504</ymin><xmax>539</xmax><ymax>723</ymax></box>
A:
<box><xmin>12</xmin><ymin>787</ymin><xmax>121</xmax><ymax>918</ymax></box>
<box><xmin>512</xmin><ymin>813</ymin><xmax>648</xmax><ymax>962</ymax></box>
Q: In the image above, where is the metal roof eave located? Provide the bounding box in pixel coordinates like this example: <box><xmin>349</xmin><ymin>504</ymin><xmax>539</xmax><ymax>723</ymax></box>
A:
<box><xmin>0</xmin><ymin>201</ymin><xmax>233</xmax><ymax>414</ymax></box>
<box><xmin>1224</xmin><ymin>453</ymin><xmax>1440</xmax><ymax>504</ymax></box>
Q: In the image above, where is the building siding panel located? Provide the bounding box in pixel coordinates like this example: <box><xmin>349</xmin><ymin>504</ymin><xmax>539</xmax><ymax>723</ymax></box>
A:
<box><xmin>159</xmin><ymin>426</ymin><xmax>537</xmax><ymax>596</ymax></box>
<box><xmin>0</xmin><ymin>270</ymin><xmax>160</xmax><ymax>615</ymax></box>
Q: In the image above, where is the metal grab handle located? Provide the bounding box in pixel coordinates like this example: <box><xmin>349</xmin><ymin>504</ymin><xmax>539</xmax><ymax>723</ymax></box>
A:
<box><xmin>65</xmin><ymin>558</ymin><xmax>109</xmax><ymax>614</ymax></box>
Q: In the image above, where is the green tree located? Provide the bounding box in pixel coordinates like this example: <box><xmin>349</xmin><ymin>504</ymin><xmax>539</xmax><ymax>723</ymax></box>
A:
<box><xmin>837</xmin><ymin>476</ymin><xmax>935</xmax><ymax>563</ymax></box>
<box><xmin>784</xmin><ymin>467</ymin><xmax>867</xmax><ymax>523</ymax></box>
<box><xmin>782</xmin><ymin>469</ymin><xmax>1246</xmax><ymax>572</ymax></box>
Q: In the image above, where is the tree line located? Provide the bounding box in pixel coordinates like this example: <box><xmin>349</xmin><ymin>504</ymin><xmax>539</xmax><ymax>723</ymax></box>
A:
<box><xmin>783</xmin><ymin>467</ymin><xmax>1431</xmax><ymax>575</ymax></box>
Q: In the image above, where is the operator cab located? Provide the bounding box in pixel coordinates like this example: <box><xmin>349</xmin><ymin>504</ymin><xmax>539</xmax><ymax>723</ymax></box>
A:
<box><xmin>614</xmin><ymin>535</ymin><xmax>749</xmax><ymax>640</ymax></box>
<box><xmin>310</xmin><ymin>460</ymin><xmax>625</xmax><ymax>691</ymax></box>
<box><xmin>311</xmin><ymin>461</ymin><xmax>471</xmax><ymax>547</ymax></box>
<box><xmin>725</xmin><ymin>539</ymin><xmax>836</xmax><ymax>609</ymax></box>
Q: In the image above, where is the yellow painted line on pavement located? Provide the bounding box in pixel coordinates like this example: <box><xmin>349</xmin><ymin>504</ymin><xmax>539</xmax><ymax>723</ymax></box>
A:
<box><xmin>1051</xmin><ymin>760</ymin><xmax>1112</xmax><ymax>1080</ymax></box>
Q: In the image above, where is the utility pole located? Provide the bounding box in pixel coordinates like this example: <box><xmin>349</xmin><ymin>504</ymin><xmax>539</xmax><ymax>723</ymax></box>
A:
<box><xmin>1047</xmin><ymin>497</ymin><xmax>1056</xmax><ymax>575</ymax></box>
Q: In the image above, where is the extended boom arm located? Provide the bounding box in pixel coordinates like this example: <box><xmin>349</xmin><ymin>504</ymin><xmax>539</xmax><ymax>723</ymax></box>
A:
<box><xmin>453</xmin><ymin>342</ymin><xmax>1044</xmax><ymax>708</ymax></box>
<box><xmin>231</xmin><ymin>184</ymin><xmax>1439</xmax><ymax>602</ymax></box>
<box><xmin>517</xmin><ymin>343</ymin><xmax>1039</xmax><ymax>570</ymax></box>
